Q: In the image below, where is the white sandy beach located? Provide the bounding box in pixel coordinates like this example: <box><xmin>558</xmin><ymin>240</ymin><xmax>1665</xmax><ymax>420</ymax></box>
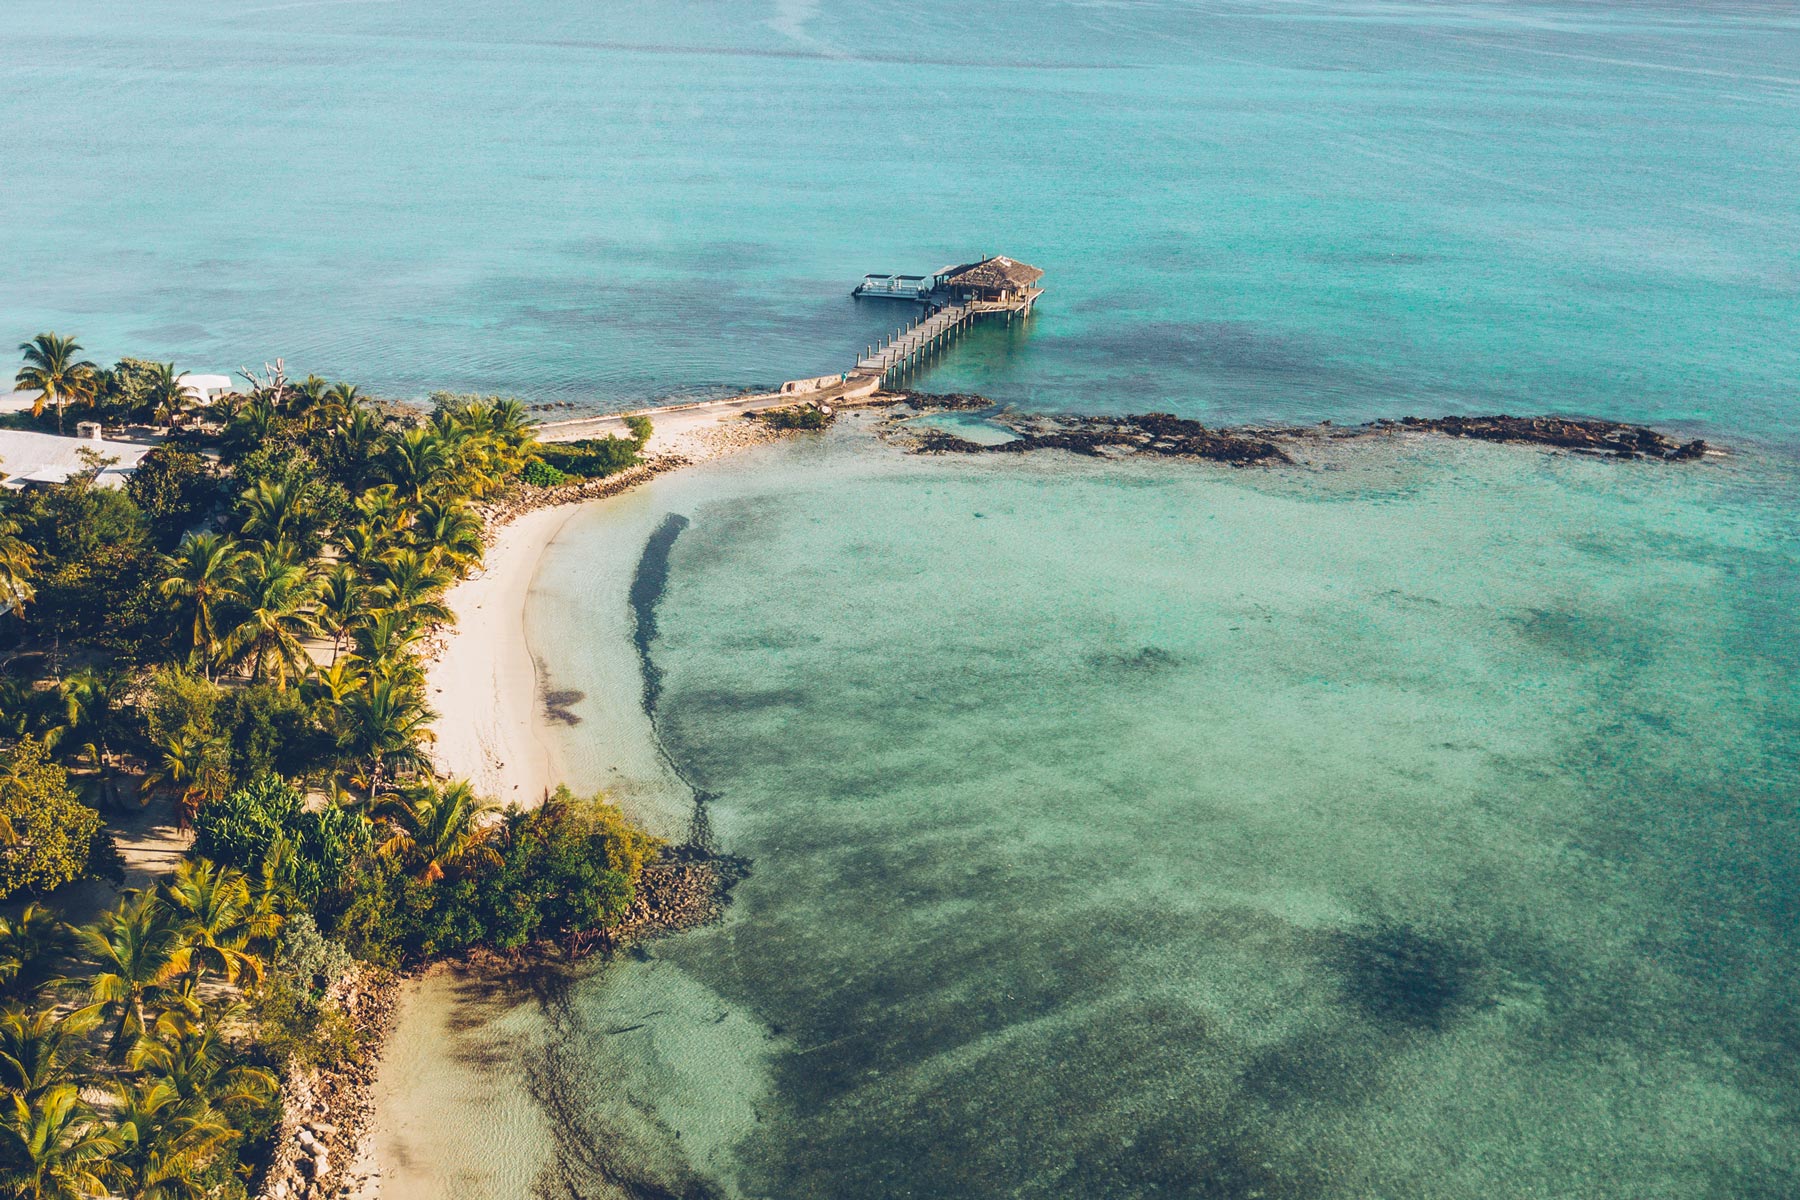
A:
<box><xmin>355</xmin><ymin>398</ymin><xmax>824</xmax><ymax>1200</ymax></box>
<box><xmin>424</xmin><ymin>392</ymin><xmax>828</xmax><ymax>805</ymax></box>
<box><xmin>423</xmin><ymin>504</ymin><xmax>576</xmax><ymax>805</ymax></box>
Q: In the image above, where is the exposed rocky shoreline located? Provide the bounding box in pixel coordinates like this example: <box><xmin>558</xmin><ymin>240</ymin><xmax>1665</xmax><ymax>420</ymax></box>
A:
<box><xmin>1382</xmin><ymin>414</ymin><xmax>1708</xmax><ymax>460</ymax></box>
<box><xmin>262</xmin><ymin>968</ymin><xmax>400</xmax><ymax>1200</ymax></box>
<box><xmin>880</xmin><ymin>392</ymin><xmax>1711</xmax><ymax>464</ymax></box>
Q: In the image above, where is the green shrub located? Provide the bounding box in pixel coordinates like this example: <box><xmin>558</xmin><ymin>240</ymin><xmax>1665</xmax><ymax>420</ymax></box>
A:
<box><xmin>538</xmin><ymin>436</ymin><xmax>641</xmax><ymax>479</ymax></box>
<box><xmin>127</xmin><ymin>446</ymin><xmax>224</xmax><ymax>547</ymax></box>
<box><xmin>193</xmin><ymin>773</ymin><xmax>303</xmax><ymax>871</ymax></box>
<box><xmin>143</xmin><ymin>664</ymin><xmax>221</xmax><ymax>750</ymax></box>
<box><xmin>519</xmin><ymin>459</ymin><xmax>568</xmax><ymax>488</ymax></box>
<box><xmin>275</xmin><ymin>912</ymin><xmax>354</xmax><ymax>1002</ymax></box>
<box><xmin>195</xmin><ymin>774</ymin><xmax>369</xmax><ymax>907</ymax></box>
<box><xmin>7</xmin><ymin>473</ymin><xmax>163</xmax><ymax>653</ymax></box>
<box><xmin>0</xmin><ymin>738</ymin><xmax>101</xmax><ymax>898</ymax></box>
<box><xmin>327</xmin><ymin>786</ymin><xmax>663</xmax><ymax>963</ymax></box>
<box><xmin>751</xmin><ymin>405</ymin><xmax>833</xmax><ymax>431</ymax></box>
<box><xmin>219</xmin><ymin>685</ymin><xmax>321</xmax><ymax>781</ymax></box>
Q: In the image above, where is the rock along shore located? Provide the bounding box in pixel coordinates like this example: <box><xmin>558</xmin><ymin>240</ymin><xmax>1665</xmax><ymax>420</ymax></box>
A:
<box><xmin>880</xmin><ymin>392</ymin><xmax>1712</xmax><ymax>464</ymax></box>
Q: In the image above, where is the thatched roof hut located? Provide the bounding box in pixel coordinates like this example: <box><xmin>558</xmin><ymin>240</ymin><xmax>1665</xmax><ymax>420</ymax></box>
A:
<box><xmin>938</xmin><ymin>256</ymin><xmax>1045</xmax><ymax>302</ymax></box>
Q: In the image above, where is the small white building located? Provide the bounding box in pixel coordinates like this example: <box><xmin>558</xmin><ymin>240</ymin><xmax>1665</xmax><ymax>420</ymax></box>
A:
<box><xmin>0</xmin><ymin>428</ymin><xmax>153</xmax><ymax>489</ymax></box>
<box><xmin>179</xmin><ymin>373</ymin><xmax>234</xmax><ymax>404</ymax></box>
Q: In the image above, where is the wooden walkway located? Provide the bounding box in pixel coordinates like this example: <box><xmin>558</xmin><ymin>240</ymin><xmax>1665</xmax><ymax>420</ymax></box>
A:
<box><xmin>533</xmin><ymin>277</ymin><xmax>1040</xmax><ymax>440</ymax></box>
<box><xmin>856</xmin><ymin>303</ymin><xmax>973</xmax><ymax>382</ymax></box>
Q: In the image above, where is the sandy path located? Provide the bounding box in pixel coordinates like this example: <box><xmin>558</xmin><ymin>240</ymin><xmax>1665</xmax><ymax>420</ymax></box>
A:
<box><xmin>536</xmin><ymin>376</ymin><xmax>875</xmax><ymax>452</ymax></box>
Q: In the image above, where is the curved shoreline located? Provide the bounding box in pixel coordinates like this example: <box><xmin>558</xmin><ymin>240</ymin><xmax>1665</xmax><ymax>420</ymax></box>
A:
<box><xmin>350</xmin><ymin>401</ymin><xmax>1726</xmax><ymax>1199</ymax></box>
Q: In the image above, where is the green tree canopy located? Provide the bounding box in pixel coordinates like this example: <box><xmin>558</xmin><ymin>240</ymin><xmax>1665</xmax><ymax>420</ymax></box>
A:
<box><xmin>0</xmin><ymin>739</ymin><xmax>100</xmax><ymax>900</ymax></box>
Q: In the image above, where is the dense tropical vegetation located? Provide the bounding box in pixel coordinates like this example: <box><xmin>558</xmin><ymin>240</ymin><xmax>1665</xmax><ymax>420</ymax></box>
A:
<box><xmin>0</xmin><ymin>341</ymin><xmax>662</xmax><ymax>1197</ymax></box>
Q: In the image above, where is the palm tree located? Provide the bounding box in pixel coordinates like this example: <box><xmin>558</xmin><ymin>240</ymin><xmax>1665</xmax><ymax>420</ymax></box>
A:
<box><xmin>141</xmin><ymin>363</ymin><xmax>190</xmax><ymax>430</ymax></box>
<box><xmin>0</xmin><ymin>1009</ymin><xmax>98</xmax><ymax>1101</ymax></box>
<box><xmin>15</xmin><ymin>334</ymin><xmax>97</xmax><ymax>435</ymax></box>
<box><xmin>302</xmin><ymin>658</ymin><xmax>365</xmax><ymax>726</ymax></box>
<box><xmin>163</xmin><ymin>861</ymin><xmax>265</xmax><ymax>988</ymax></box>
<box><xmin>236</xmin><ymin>473</ymin><xmax>307</xmax><ymax>548</ymax></box>
<box><xmin>219</xmin><ymin>543</ymin><xmax>319</xmax><ymax>685</ymax></box>
<box><xmin>317</xmin><ymin>382</ymin><xmax>364</xmax><ymax>432</ymax></box>
<box><xmin>79</xmin><ymin>892</ymin><xmax>183</xmax><ymax>1062</ymax></box>
<box><xmin>0</xmin><ymin>1085</ymin><xmax>121</xmax><ymax>1199</ymax></box>
<box><xmin>127</xmin><ymin>1008</ymin><xmax>275</xmax><ymax>1114</ymax></box>
<box><xmin>353</xmin><ymin>484</ymin><xmax>407</xmax><ymax>539</ymax></box>
<box><xmin>0</xmin><ymin>906</ymin><xmax>76</xmax><ymax>1005</ymax></box>
<box><xmin>314</xmin><ymin>563</ymin><xmax>367</xmax><ymax>665</ymax></box>
<box><xmin>334</xmin><ymin>520</ymin><xmax>389</xmax><ymax>575</ymax></box>
<box><xmin>105</xmin><ymin>1078</ymin><xmax>232</xmax><ymax>1200</ymax></box>
<box><xmin>381</xmin><ymin>427</ymin><xmax>449</xmax><ymax>504</ymax></box>
<box><xmin>223</xmin><ymin>394</ymin><xmax>280</xmax><ymax>450</ymax></box>
<box><xmin>411</xmin><ymin>497</ymin><xmax>483</xmax><ymax>568</ymax></box>
<box><xmin>53</xmin><ymin>668</ymin><xmax>127</xmax><ymax>770</ymax></box>
<box><xmin>157</xmin><ymin>533</ymin><xmax>245</xmax><ymax>677</ymax></box>
<box><xmin>345</xmin><ymin>677</ymin><xmax>435</xmax><ymax>800</ymax></box>
<box><xmin>288</xmin><ymin>374</ymin><xmax>328</xmax><ymax>424</ymax></box>
<box><xmin>345</xmin><ymin>611</ymin><xmax>426</xmax><ymax>686</ymax></box>
<box><xmin>141</xmin><ymin>735</ymin><xmax>229</xmax><ymax>828</ymax></box>
<box><xmin>244</xmin><ymin>850</ymin><xmax>296</xmax><ymax>941</ymax></box>
<box><xmin>0</xmin><ymin>515</ymin><xmax>37</xmax><ymax>619</ymax></box>
<box><xmin>490</xmin><ymin>398</ymin><xmax>533</xmax><ymax>442</ymax></box>
<box><xmin>378</xmin><ymin>780</ymin><xmax>496</xmax><ymax>882</ymax></box>
<box><xmin>370</xmin><ymin>547</ymin><xmax>452</xmax><ymax>626</ymax></box>
<box><xmin>333</xmin><ymin>407</ymin><xmax>385</xmax><ymax>489</ymax></box>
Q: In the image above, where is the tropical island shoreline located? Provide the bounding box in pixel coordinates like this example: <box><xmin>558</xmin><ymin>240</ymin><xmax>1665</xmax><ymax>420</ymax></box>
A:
<box><xmin>429</xmin><ymin>394</ymin><xmax>1720</xmax><ymax>823</ymax></box>
<box><xmin>0</xmin><ymin>344</ymin><xmax>1723</xmax><ymax>1200</ymax></box>
<box><xmin>332</xmin><ymin>393</ymin><xmax>1721</xmax><ymax>1196</ymax></box>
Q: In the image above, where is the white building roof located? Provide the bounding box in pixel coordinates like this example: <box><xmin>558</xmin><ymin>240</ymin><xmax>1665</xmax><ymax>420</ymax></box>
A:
<box><xmin>179</xmin><ymin>373</ymin><xmax>233</xmax><ymax>398</ymax></box>
<box><xmin>0</xmin><ymin>428</ymin><xmax>153</xmax><ymax>489</ymax></box>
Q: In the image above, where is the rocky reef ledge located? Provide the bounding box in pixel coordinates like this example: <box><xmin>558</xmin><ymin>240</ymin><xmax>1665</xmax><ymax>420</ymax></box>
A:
<box><xmin>880</xmin><ymin>393</ymin><xmax>1710</xmax><ymax>464</ymax></box>
<box><xmin>1383</xmin><ymin>414</ymin><xmax>1707</xmax><ymax>460</ymax></box>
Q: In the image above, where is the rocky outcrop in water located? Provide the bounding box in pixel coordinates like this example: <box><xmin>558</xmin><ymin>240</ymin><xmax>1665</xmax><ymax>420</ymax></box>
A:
<box><xmin>1385</xmin><ymin>415</ymin><xmax>1707</xmax><ymax>460</ymax></box>
<box><xmin>885</xmin><ymin>392</ymin><xmax>1711</xmax><ymax>465</ymax></box>
<box><xmin>902</xmin><ymin>407</ymin><xmax>1291</xmax><ymax>465</ymax></box>
<box><xmin>576</xmin><ymin>856</ymin><xmax>744</xmax><ymax>955</ymax></box>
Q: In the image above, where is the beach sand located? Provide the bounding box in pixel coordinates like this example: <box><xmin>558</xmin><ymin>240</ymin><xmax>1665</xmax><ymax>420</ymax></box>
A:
<box><xmin>423</xmin><ymin>394</ymin><xmax>830</xmax><ymax>804</ymax></box>
<box><xmin>424</xmin><ymin>504</ymin><xmax>576</xmax><ymax>805</ymax></box>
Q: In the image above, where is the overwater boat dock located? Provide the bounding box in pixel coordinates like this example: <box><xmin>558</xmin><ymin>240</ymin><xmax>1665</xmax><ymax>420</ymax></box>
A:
<box><xmin>538</xmin><ymin>254</ymin><xmax>1043</xmax><ymax>439</ymax></box>
<box><xmin>847</xmin><ymin>255</ymin><xmax>1044</xmax><ymax>386</ymax></box>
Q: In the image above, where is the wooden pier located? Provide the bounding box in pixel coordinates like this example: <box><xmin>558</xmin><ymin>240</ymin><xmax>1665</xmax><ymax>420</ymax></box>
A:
<box><xmin>856</xmin><ymin>302</ymin><xmax>974</xmax><ymax>379</ymax></box>
<box><xmin>845</xmin><ymin>254</ymin><xmax>1044</xmax><ymax>387</ymax></box>
<box><xmin>529</xmin><ymin>258</ymin><xmax>1046</xmax><ymax>442</ymax></box>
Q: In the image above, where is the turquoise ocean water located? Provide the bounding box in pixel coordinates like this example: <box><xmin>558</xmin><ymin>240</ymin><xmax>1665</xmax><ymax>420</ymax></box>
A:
<box><xmin>5</xmin><ymin>0</ymin><xmax>1798</xmax><ymax>436</ymax></box>
<box><xmin>9</xmin><ymin>2</ymin><xmax>1800</xmax><ymax>1197</ymax></box>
